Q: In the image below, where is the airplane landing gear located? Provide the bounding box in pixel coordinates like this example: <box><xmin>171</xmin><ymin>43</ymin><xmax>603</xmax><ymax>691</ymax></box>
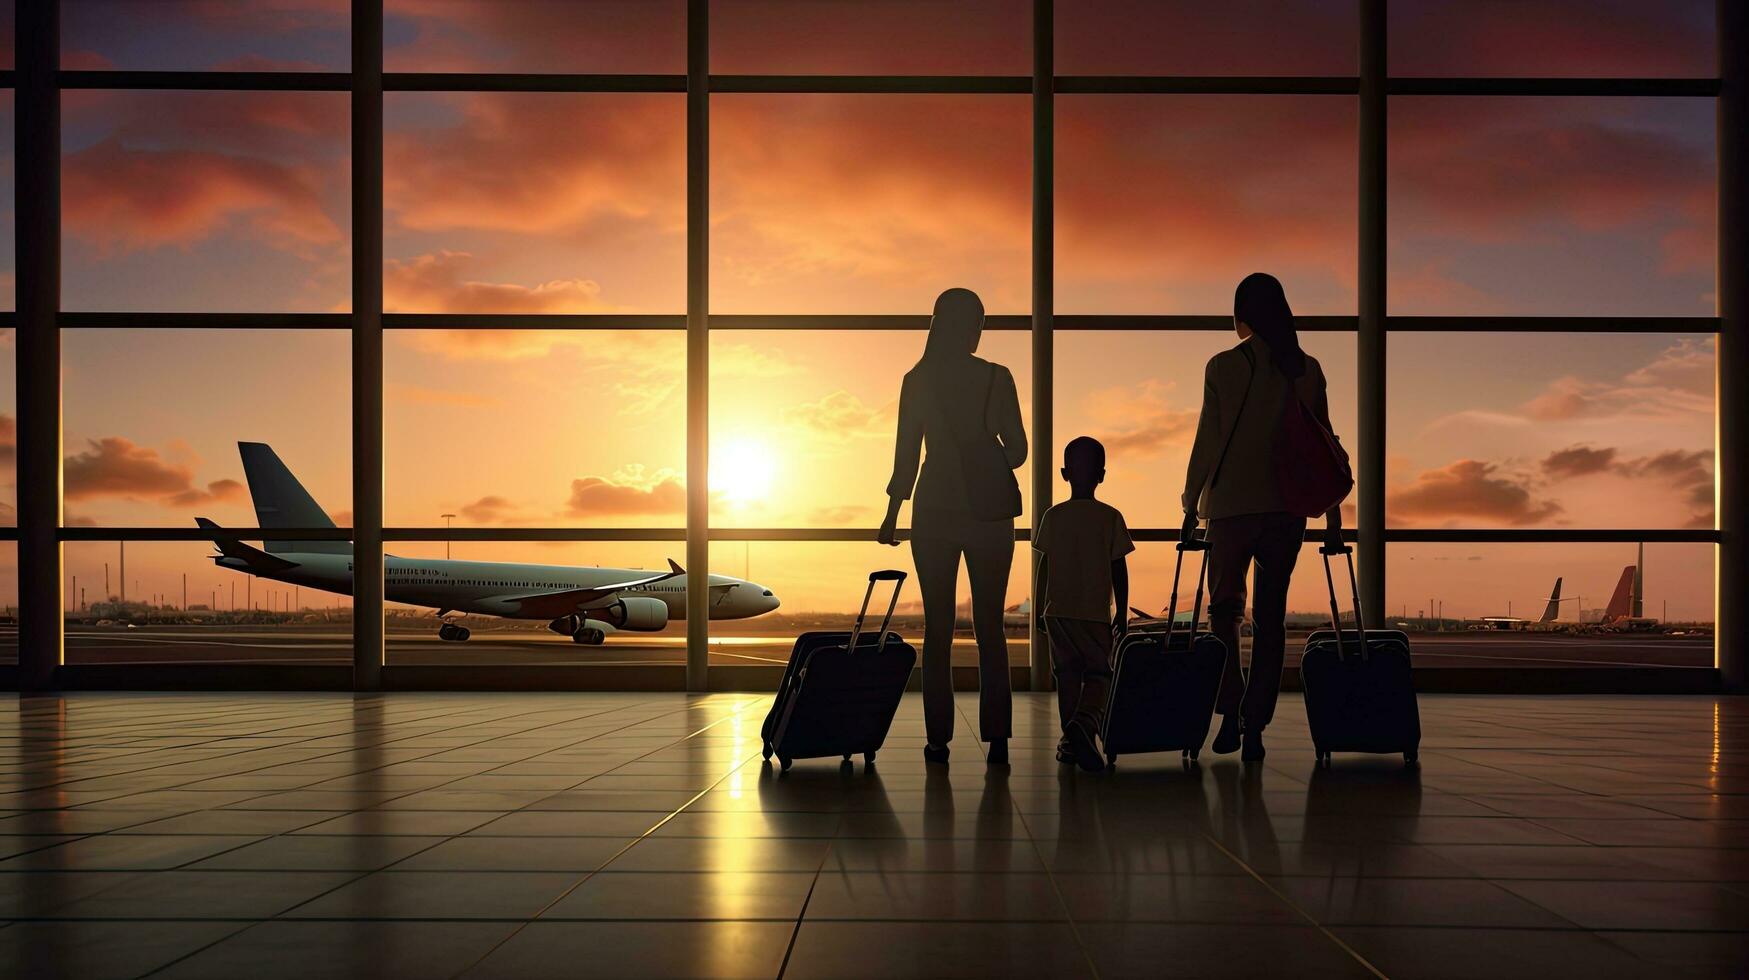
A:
<box><xmin>438</xmin><ymin>622</ymin><xmax>471</xmax><ymax>642</ymax></box>
<box><xmin>571</xmin><ymin>627</ymin><xmax>606</xmax><ymax>645</ymax></box>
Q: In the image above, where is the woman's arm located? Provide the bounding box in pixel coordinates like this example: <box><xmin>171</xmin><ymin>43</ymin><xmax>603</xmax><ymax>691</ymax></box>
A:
<box><xmin>989</xmin><ymin>365</ymin><xmax>1028</xmax><ymax>470</ymax></box>
<box><xmin>1181</xmin><ymin>357</ymin><xmax>1223</xmax><ymax>516</ymax></box>
<box><xmin>879</xmin><ymin>373</ymin><xmax>923</xmax><ymax>546</ymax></box>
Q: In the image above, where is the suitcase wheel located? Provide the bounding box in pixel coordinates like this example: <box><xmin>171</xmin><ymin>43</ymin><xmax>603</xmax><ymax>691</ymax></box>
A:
<box><xmin>1106</xmin><ymin>753</ymin><xmax>1118</xmax><ymax>767</ymax></box>
<box><xmin>864</xmin><ymin>752</ymin><xmax>877</xmax><ymax>765</ymax></box>
<box><xmin>762</xmin><ymin>741</ymin><xmax>772</xmax><ymax>761</ymax></box>
<box><xmin>1189</xmin><ymin>747</ymin><xmax>1200</xmax><ymax>762</ymax></box>
<box><xmin>779</xmin><ymin>756</ymin><xmax>793</xmax><ymax>772</ymax></box>
<box><xmin>842</xmin><ymin>753</ymin><xmax>852</xmax><ymax>763</ymax></box>
<box><xmin>1403</xmin><ymin>751</ymin><xmax>1419</xmax><ymax>767</ymax></box>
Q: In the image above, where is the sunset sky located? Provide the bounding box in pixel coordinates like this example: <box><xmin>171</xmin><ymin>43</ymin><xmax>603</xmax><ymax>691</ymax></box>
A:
<box><xmin>0</xmin><ymin>1</ymin><xmax>1724</xmax><ymax>623</ymax></box>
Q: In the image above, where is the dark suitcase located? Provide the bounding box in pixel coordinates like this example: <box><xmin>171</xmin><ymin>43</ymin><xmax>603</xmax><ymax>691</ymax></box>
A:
<box><xmin>1102</xmin><ymin>536</ymin><xmax>1227</xmax><ymax>767</ymax></box>
<box><xmin>761</xmin><ymin>570</ymin><xmax>916</xmax><ymax>772</ymax></box>
<box><xmin>1301</xmin><ymin>544</ymin><xmax>1421</xmax><ymax>767</ymax></box>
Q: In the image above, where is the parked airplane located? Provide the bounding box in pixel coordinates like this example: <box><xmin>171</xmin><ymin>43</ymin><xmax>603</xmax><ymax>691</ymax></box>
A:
<box><xmin>198</xmin><ymin>443</ymin><xmax>780</xmax><ymax>644</ymax></box>
<box><xmin>1481</xmin><ymin>577</ymin><xmax>1568</xmax><ymax>630</ymax></box>
<box><xmin>1599</xmin><ymin>564</ymin><xmax>1658</xmax><ymax>629</ymax></box>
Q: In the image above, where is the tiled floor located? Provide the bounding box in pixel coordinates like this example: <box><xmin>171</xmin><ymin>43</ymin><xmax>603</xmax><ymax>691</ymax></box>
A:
<box><xmin>0</xmin><ymin>691</ymin><xmax>1744</xmax><ymax>979</ymax></box>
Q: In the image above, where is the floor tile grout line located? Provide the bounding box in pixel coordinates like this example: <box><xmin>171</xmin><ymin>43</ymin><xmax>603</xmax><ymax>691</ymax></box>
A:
<box><xmin>1195</xmin><ymin>828</ymin><xmax>1394</xmax><ymax>980</ymax></box>
<box><xmin>956</xmin><ymin>696</ymin><xmax>1104</xmax><ymax>980</ymax></box>
<box><xmin>774</xmin><ymin>814</ymin><xmax>841</xmax><ymax>980</ymax></box>
<box><xmin>442</xmin><ymin>699</ymin><xmax>773</xmax><ymax>980</ymax></box>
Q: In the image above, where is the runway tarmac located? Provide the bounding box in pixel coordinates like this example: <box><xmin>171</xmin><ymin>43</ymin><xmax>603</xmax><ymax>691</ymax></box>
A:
<box><xmin>13</xmin><ymin>624</ymin><xmax>1715</xmax><ymax>669</ymax></box>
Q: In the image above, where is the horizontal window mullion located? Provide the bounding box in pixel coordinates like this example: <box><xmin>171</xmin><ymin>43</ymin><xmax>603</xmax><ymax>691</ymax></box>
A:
<box><xmin>1056</xmin><ymin>76</ymin><xmax>1358</xmax><ymax>95</ymax></box>
<box><xmin>1388</xmin><ymin>77</ymin><xmax>1719</xmax><ymax>97</ymax></box>
<box><xmin>385</xmin><ymin>528</ymin><xmax>686</xmax><ymax>542</ymax></box>
<box><xmin>383</xmin><ymin>314</ymin><xmax>686</xmax><ymax>330</ymax></box>
<box><xmin>1384</xmin><ymin>529</ymin><xmax>1719</xmax><ymax>544</ymax></box>
<box><xmin>58</xmin><ymin>527</ymin><xmax>352</xmax><ymax>542</ymax></box>
<box><xmin>1387</xmin><ymin>316</ymin><xmax>1719</xmax><ymax>333</ymax></box>
<box><xmin>386</xmin><ymin>73</ymin><xmax>686</xmax><ymax>93</ymax></box>
<box><xmin>59</xmin><ymin>313</ymin><xmax>353</xmax><ymax>330</ymax></box>
<box><xmin>710</xmin><ymin>75</ymin><xmax>1029</xmax><ymax>94</ymax></box>
<box><xmin>59</xmin><ymin>70</ymin><xmax>350</xmax><ymax>91</ymax></box>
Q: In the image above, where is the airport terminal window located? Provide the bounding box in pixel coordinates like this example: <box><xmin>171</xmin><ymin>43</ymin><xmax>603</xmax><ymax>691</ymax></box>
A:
<box><xmin>1385</xmin><ymin>333</ymin><xmax>1715</xmax><ymax>531</ymax></box>
<box><xmin>1056</xmin><ymin>0</ymin><xmax>1358</xmax><ymax>77</ymax></box>
<box><xmin>0</xmin><ymin>543</ymin><xmax>14</xmax><ymax>666</ymax></box>
<box><xmin>384</xmin><ymin>0</ymin><xmax>686</xmax><ymax>75</ymax></box>
<box><xmin>710</xmin><ymin>95</ymin><xmax>1031</xmax><ymax>315</ymax></box>
<box><xmin>1054</xmin><ymin>331</ymin><xmax>1359</xmax><ymax>530</ymax></box>
<box><xmin>385</xmin><ymin>329</ymin><xmax>685</xmax><ymax>529</ymax></box>
<box><xmin>1387</xmin><ymin>0</ymin><xmax>1715</xmax><ymax>78</ymax></box>
<box><xmin>710</xmin><ymin>0</ymin><xmax>1027</xmax><ymax>76</ymax></box>
<box><xmin>1385</xmin><ymin>542</ymin><xmax>1714</xmax><ymax>669</ymax></box>
<box><xmin>0</xmin><ymin>91</ymin><xmax>13</xmax><ymax>311</ymax></box>
<box><xmin>61</xmin><ymin>0</ymin><xmax>348</xmax><ymax>72</ymax></box>
<box><xmin>384</xmin><ymin>92</ymin><xmax>686</xmax><ymax>315</ymax></box>
<box><xmin>62</xmin><ymin>329</ymin><xmax>352</xmax><ymax>528</ymax></box>
<box><xmin>60</xmin><ymin>90</ymin><xmax>352</xmax><ymax>313</ymax></box>
<box><xmin>1</xmin><ymin>329</ymin><xmax>13</xmax><ymax>527</ymax></box>
<box><xmin>1055</xmin><ymin>96</ymin><xmax>1358</xmax><ymax>315</ymax></box>
<box><xmin>709</xmin><ymin>329</ymin><xmax>1034</xmax><ymax>529</ymax></box>
<box><xmin>1387</xmin><ymin>97</ymin><xmax>1716</xmax><ymax>317</ymax></box>
<box><xmin>63</xmin><ymin>539</ymin><xmax>350</xmax><ymax>666</ymax></box>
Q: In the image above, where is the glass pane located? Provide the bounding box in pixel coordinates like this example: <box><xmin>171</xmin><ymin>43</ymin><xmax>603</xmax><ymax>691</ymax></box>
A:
<box><xmin>62</xmin><ymin>0</ymin><xmax>348</xmax><ymax>72</ymax></box>
<box><xmin>0</xmin><ymin>543</ymin><xmax>14</xmax><ymax>665</ymax></box>
<box><xmin>385</xmin><ymin>92</ymin><xmax>684</xmax><ymax>314</ymax></box>
<box><xmin>1057</xmin><ymin>0</ymin><xmax>1358</xmax><ymax>76</ymax></box>
<box><xmin>1387</xmin><ymin>334</ymin><xmax>1714</xmax><ymax>530</ymax></box>
<box><xmin>711</xmin><ymin>95</ymin><xmax>1030</xmax><ymax>313</ymax></box>
<box><xmin>709</xmin><ymin>540</ymin><xmax>1029</xmax><ymax>667</ymax></box>
<box><xmin>385</xmin><ymin>540</ymin><xmax>695</xmax><ymax>665</ymax></box>
<box><xmin>0</xmin><ymin>90</ymin><xmax>12</xmax><ymax>310</ymax></box>
<box><xmin>1387</xmin><ymin>542</ymin><xmax>1713</xmax><ymax>668</ymax></box>
<box><xmin>63</xmin><ymin>329</ymin><xmax>352</xmax><ymax>528</ymax></box>
<box><xmin>1389</xmin><ymin>0</ymin><xmax>1715</xmax><ymax>78</ymax></box>
<box><xmin>1388</xmin><ymin>97</ymin><xmax>1715</xmax><ymax>316</ymax></box>
<box><xmin>385</xmin><ymin>0</ymin><xmax>685</xmax><ymax>74</ymax></box>
<box><xmin>64</xmin><ymin>540</ymin><xmax>351</xmax><ymax>665</ymax></box>
<box><xmin>0</xmin><ymin>327</ymin><xmax>13</xmax><ymax>526</ymax></box>
<box><xmin>62</xmin><ymin>90</ymin><xmax>351</xmax><ymax>312</ymax></box>
<box><xmin>1058</xmin><ymin>96</ymin><xmax>1358</xmax><ymax>314</ymax></box>
<box><xmin>711</xmin><ymin>0</ymin><xmax>1027</xmax><ymax>75</ymax></box>
<box><xmin>1055</xmin><ymin>331</ymin><xmax>1358</xmax><ymax>530</ymax></box>
<box><xmin>709</xmin><ymin>330</ymin><xmax>1032</xmax><ymax>528</ymax></box>
<box><xmin>386</xmin><ymin>329</ymin><xmax>685</xmax><ymax>528</ymax></box>
<box><xmin>0</xmin><ymin>0</ymin><xmax>12</xmax><ymax>71</ymax></box>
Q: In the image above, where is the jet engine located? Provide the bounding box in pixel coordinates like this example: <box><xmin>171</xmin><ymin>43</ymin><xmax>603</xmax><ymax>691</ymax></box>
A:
<box><xmin>602</xmin><ymin>596</ymin><xmax>668</xmax><ymax>631</ymax></box>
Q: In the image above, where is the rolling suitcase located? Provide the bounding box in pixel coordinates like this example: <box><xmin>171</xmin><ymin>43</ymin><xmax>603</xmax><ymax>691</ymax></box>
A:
<box><xmin>761</xmin><ymin>570</ymin><xmax>916</xmax><ymax>772</ymax></box>
<box><xmin>1301</xmin><ymin>544</ymin><xmax>1421</xmax><ymax>767</ymax></box>
<box><xmin>1101</xmin><ymin>535</ymin><xmax>1228</xmax><ymax>767</ymax></box>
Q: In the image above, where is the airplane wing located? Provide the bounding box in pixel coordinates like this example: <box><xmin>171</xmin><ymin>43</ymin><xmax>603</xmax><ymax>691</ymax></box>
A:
<box><xmin>502</xmin><ymin>559</ymin><xmax>685</xmax><ymax>619</ymax></box>
<box><xmin>197</xmin><ymin>517</ymin><xmax>300</xmax><ymax>573</ymax></box>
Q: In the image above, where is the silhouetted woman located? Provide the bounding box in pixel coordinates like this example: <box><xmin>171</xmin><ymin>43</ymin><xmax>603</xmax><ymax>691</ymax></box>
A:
<box><xmin>1182</xmin><ymin>273</ymin><xmax>1344</xmax><ymax>762</ymax></box>
<box><xmin>881</xmin><ymin>288</ymin><xmax>1027</xmax><ymax>766</ymax></box>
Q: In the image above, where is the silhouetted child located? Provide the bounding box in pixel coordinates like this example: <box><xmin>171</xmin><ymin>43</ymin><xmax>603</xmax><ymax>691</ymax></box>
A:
<box><xmin>1033</xmin><ymin>436</ymin><xmax>1133</xmax><ymax>772</ymax></box>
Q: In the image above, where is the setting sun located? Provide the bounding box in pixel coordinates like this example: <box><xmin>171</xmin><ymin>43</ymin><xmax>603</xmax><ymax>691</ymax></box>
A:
<box><xmin>714</xmin><ymin>436</ymin><xmax>778</xmax><ymax>506</ymax></box>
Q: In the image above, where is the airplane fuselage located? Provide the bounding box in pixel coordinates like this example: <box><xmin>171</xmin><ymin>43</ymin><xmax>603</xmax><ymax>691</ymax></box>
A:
<box><xmin>215</xmin><ymin>552</ymin><xmax>779</xmax><ymax>625</ymax></box>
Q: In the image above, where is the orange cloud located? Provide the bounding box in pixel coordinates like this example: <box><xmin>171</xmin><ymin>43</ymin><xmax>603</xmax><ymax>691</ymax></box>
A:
<box><xmin>1388</xmin><ymin>459</ymin><xmax>1563</xmax><ymax>527</ymax></box>
<box><xmin>1541</xmin><ymin>445</ymin><xmax>1619</xmax><ymax>479</ymax></box>
<box><xmin>1081</xmin><ymin>380</ymin><xmax>1198</xmax><ymax>457</ymax></box>
<box><xmin>384</xmin><ymin>251</ymin><xmax>611</xmax><ymax>315</ymax></box>
<box><xmin>780</xmin><ymin>391</ymin><xmax>893</xmax><ymax>443</ymax></box>
<box><xmin>64</xmin><ymin>437</ymin><xmax>243</xmax><ymax>508</ymax></box>
<box><xmin>563</xmin><ymin>465</ymin><xmax>686</xmax><ymax>517</ymax></box>
<box><xmin>458</xmin><ymin>495</ymin><xmax>517</xmax><ymax>523</ymax></box>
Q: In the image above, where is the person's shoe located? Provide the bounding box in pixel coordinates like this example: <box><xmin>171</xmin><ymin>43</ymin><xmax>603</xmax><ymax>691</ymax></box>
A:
<box><xmin>1212</xmin><ymin>713</ymin><xmax>1242</xmax><ymax>755</ymax></box>
<box><xmin>923</xmin><ymin>743</ymin><xmax>950</xmax><ymax>764</ymax></box>
<box><xmin>1065</xmin><ymin>720</ymin><xmax>1105</xmax><ymax>772</ymax></box>
<box><xmin>986</xmin><ymin>739</ymin><xmax>1008</xmax><ymax>766</ymax></box>
<box><xmin>1241</xmin><ymin>728</ymin><xmax>1266</xmax><ymax>763</ymax></box>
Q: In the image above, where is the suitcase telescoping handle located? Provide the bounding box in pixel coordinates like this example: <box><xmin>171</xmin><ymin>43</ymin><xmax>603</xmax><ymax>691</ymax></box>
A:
<box><xmin>1319</xmin><ymin>542</ymin><xmax>1368</xmax><ymax>660</ymax></box>
<box><xmin>846</xmin><ymin>569</ymin><xmax>907</xmax><ymax>654</ymax></box>
<box><xmin>1165</xmin><ymin>532</ymin><xmax>1211</xmax><ymax>645</ymax></box>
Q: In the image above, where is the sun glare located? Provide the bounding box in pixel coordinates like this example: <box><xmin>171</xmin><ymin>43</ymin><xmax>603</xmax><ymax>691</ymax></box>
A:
<box><xmin>715</xmin><ymin>436</ymin><xmax>777</xmax><ymax>506</ymax></box>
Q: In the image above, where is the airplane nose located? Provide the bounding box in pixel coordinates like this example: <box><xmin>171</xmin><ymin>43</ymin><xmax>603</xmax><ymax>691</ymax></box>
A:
<box><xmin>761</xmin><ymin>588</ymin><xmax>780</xmax><ymax>612</ymax></box>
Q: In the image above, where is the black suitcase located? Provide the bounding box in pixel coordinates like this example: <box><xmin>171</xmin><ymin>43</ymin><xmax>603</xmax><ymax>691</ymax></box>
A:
<box><xmin>1301</xmin><ymin>544</ymin><xmax>1421</xmax><ymax>767</ymax></box>
<box><xmin>761</xmin><ymin>570</ymin><xmax>916</xmax><ymax>772</ymax></box>
<box><xmin>1102</xmin><ymin>536</ymin><xmax>1227</xmax><ymax>767</ymax></box>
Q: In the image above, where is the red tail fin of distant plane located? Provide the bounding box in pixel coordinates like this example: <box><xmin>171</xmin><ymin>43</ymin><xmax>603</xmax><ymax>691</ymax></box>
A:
<box><xmin>1603</xmin><ymin>565</ymin><xmax>1636</xmax><ymax>623</ymax></box>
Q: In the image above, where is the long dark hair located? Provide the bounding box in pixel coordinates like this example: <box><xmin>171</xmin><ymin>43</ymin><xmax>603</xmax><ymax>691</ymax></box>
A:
<box><xmin>920</xmin><ymin>287</ymin><xmax>984</xmax><ymax>364</ymax></box>
<box><xmin>1234</xmin><ymin>272</ymin><xmax>1306</xmax><ymax>379</ymax></box>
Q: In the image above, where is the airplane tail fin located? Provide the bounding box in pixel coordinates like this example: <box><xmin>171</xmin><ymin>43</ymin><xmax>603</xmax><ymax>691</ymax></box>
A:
<box><xmin>1540</xmin><ymin>577</ymin><xmax>1563</xmax><ymax>624</ymax></box>
<box><xmin>1604</xmin><ymin>565</ymin><xmax>1636</xmax><ymax>623</ymax></box>
<box><xmin>238</xmin><ymin>442</ymin><xmax>349</xmax><ymax>555</ymax></box>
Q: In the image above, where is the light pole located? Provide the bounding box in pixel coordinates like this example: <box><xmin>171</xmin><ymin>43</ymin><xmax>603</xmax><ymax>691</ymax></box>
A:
<box><xmin>442</xmin><ymin>513</ymin><xmax>457</xmax><ymax>560</ymax></box>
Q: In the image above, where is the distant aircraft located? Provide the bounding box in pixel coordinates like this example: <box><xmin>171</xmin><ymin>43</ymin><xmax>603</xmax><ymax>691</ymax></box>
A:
<box><xmin>198</xmin><ymin>442</ymin><xmax>779</xmax><ymax>644</ymax></box>
<box><xmin>1481</xmin><ymin>576</ymin><xmax>1567</xmax><ymax>630</ymax></box>
<box><xmin>1599</xmin><ymin>564</ymin><xmax>1658</xmax><ymax>629</ymax></box>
